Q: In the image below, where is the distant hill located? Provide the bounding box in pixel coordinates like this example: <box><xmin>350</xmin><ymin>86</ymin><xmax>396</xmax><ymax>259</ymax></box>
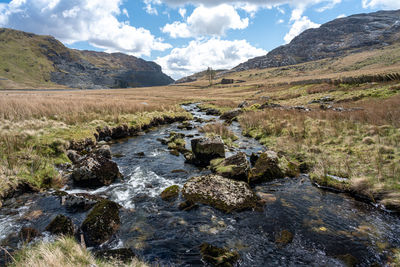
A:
<box><xmin>234</xmin><ymin>9</ymin><xmax>400</xmax><ymax>72</ymax></box>
<box><xmin>0</xmin><ymin>28</ymin><xmax>174</xmax><ymax>89</ymax></box>
<box><xmin>175</xmin><ymin>69</ymin><xmax>227</xmax><ymax>84</ymax></box>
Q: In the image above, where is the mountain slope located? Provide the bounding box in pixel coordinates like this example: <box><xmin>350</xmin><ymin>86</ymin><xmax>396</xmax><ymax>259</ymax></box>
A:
<box><xmin>0</xmin><ymin>28</ymin><xmax>174</xmax><ymax>89</ymax></box>
<box><xmin>234</xmin><ymin>9</ymin><xmax>400</xmax><ymax>71</ymax></box>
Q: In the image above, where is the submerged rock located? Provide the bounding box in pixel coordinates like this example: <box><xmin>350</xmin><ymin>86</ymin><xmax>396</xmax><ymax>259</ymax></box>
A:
<box><xmin>182</xmin><ymin>174</ymin><xmax>259</xmax><ymax>213</ymax></box>
<box><xmin>94</xmin><ymin>248</ymin><xmax>136</xmax><ymax>263</ymax></box>
<box><xmin>210</xmin><ymin>152</ymin><xmax>250</xmax><ymax>182</ymax></box>
<box><xmin>248</xmin><ymin>151</ymin><xmax>284</xmax><ymax>184</ymax></box>
<box><xmin>178</xmin><ymin>200</ymin><xmax>199</xmax><ymax>211</ymax></box>
<box><xmin>45</xmin><ymin>214</ymin><xmax>75</xmax><ymax>236</ymax></box>
<box><xmin>200</xmin><ymin>243</ymin><xmax>240</xmax><ymax>267</ymax></box>
<box><xmin>191</xmin><ymin>137</ymin><xmax>225</xmax><ymax>167</ymax></box>
<box><xmin>161</xmin><ymin>185</ymin><xmax>180</xmax><ymax>201</ymax></box>
<box><xmin>81</xmin><ymin>200</ymin><xmax>121</xmax><ymax>247</ymax></box>
<box><xmin>71</xmin><ymin>154</ymin><xmax>121</xmax><ymax>188</ymax></box>
<box><xmin>62</xmin><ymin>193</ymin><xmax>102</xmax><ymax>212</ymax></box>
<box><xmin>275</xmin><ymin>230</ymin><xmax>294</xmax><ymax>246</ymax></box>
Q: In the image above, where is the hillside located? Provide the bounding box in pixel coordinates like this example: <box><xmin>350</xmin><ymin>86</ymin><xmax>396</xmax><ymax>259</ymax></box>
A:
<box><xmin>0</xmin><ymin>28</ymin><xmax>174</xmax><ymax>89</ymax></box>
<box><xmin>235</xmin><ymin>9</ymin><xmax>400</xmax><ymax>71</ymax></box>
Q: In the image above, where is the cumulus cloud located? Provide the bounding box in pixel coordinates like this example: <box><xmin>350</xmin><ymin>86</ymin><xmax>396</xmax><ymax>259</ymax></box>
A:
<box><xmin>284</xmin><ymin>16</ymin><xmax>320</xmax><ymax>43</ymax></box>
<box><xmin>0</xmin><ymin>0</ymin><xmax>171</xmax><ymax>57</ymax></box>
<box><xmin>156</xmin><ymin>38</ymin><xmax>266</xmax><ymax>79</ymax></box>
<box><xmin>162</xmin><ymin>4</ymin><xmax>248</xmax><ymax>38</ymax></box>
<box><xmin>362</xmin><ymin>0</ymin><xmax>400</xmax><ymax>9</ymax></box>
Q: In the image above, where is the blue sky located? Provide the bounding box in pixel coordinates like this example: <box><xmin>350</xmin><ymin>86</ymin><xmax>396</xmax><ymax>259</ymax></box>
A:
<box><xmin>0</xmin><ymin>0</ymin><xmax>399</xmax><ymax>79</ymax></box>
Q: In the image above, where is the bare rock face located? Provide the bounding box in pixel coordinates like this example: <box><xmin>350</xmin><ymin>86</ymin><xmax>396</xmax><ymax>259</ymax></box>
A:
<box><xmin>191</xmin><ymin>137</ymin><xmax>225</xmax><ymax>167</ymax></box>
<box><xmin>210</xmin><ymin>152</ymin><xmax>250</xmax><ymax>182</ymax></box>
<box><xmin>234</xmin><ymin>10</ymin><xmax>400</xmax><ymax>71</ymax></box>
<box><xmin>182</xmin><ymin>174</ymin><xmax>259</xmax><ymax>213</ymax></box>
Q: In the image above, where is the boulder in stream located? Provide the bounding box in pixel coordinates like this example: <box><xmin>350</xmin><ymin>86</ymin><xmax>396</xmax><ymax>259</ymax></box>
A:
<box><xmin>81</xmin><ymin>200</ymin><xmax>121</xmax><ymax>247</ymax></box>
<box><xmin>45</xmin><ymin>214</ymin><xmax>75</xmax><ymax>236</ymax></box>
<box><xmin>200</xmin><ymin>243</ymin><xmax>240</xmax><ymax>267</ymax></box>
<box><xmin>71</xmin><ymin>154</ymin><xmax>122</xmax><ymax>188</ymax></box>
<box><xmin>248</xmin><ymin>151</ymin><xmax>284</xmax><ymax>184</ymax></box>
<box><xmin>19</xmin><ymin>227</ymin><xmax>40</xmax><ymax>243</ymax></box>
<box><xmin>182</xmin><ymin>174</ymin><xmax>259</xmax><ymax>213</ymax></box>
<box><xmin>210</xmin><ymin>152</ymin><xmax>250</xmax><ymax>182</ymax></box>
<box><xmin>191</xmin><ymin>137</ymin><xmax>225</xmax><ymax>167</ymax></box>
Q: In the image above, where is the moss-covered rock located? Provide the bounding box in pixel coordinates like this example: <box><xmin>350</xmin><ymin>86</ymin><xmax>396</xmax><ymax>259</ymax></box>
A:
<box><xmin>19</xmin><ymin>227</ymin><xmax>40</xmax><ymax>243</ymax></box>
<box><xmin>81</xmin><ymin>200</ymin><xmax>120</xmax><ymax>247</ymax></box>
<box><xmin>337</xmin><ymin>254</ymin><xmax>359</xmax><ymax>267</ymax></box>
<box><xmin>310</xmin><ymin>173</ymin><xmax>351</xmax><ymax>192</ymax></box>
<box><xmin>161</xmin><ymin>185</ymin><xmax>180</xmax><ymax>201</ymax></box>
<box><xmin>45</xmin><ymin>214</ymin><xmax>75</xmax><ymax>236</ymax></box>
<box><xmin>182</xmin><ymin>174</ymin><xmax>259</xmax><ymax>213</ymax></box>
<box><xmin>191</xmin><ymin>137</ymin><xmax>225</xmax><ymax>167</ymax></box>
<box><xmin>248</xmin><ymin>151</ymin><xmax>284</xmax><ymax>184</ymax></box>
<box><xmin>200</xmin><ymin>243</ymin><xmax>240</xmax><ymax>267</ymax></box>
<box><xmin>275</xmin><ymin>230</ymin><xmax>294</xmax><ymax>246</ymax></box>
<box><xmin>210</xmin><ymin>152</ymin><xmax>250</xmax><ymax>182</ymax></box>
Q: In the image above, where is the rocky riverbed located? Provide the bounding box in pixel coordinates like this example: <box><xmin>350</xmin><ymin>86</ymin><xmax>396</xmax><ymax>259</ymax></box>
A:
<box><xmin>1</xmin><ymin>103</ymin><xmax>400</xmax><ymax>266</ymax></box>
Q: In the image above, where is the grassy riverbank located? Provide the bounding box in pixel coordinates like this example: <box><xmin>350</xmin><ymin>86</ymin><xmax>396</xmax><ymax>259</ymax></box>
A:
<box><xmin>7</xmin><ymin>237</ymin><xmax>147</xmax><ymax>267</ymax></box>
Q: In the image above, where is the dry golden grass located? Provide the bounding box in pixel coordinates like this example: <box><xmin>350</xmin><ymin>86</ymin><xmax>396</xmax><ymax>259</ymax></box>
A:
<box><xmin>200</xmin><ymin>122</ymin><xmax>238</xmax><ymax>147</ymax></box>
<box><xmin>9</xmin><ymin>237</ymin><xmax>147</xmax><ymax>267</ymax></box>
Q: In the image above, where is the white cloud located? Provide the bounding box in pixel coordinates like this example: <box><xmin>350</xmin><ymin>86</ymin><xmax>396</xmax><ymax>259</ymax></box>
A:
<box><xmin>162</xmin><ymin>4</ymin><xmax>248</xmax><ymax>38</ymax></box>
<box><xmin>284</xmin><ymin>16</ymin><xmax>320</xmax><ymax>43</ymax></box>
<box><xmin>156</xmin><ymin>38</ymin><xmax>267</xmax><ymax>79</ymax></box>
<box><xmin>0</xmin><ymin>0</ymin><xmax>171</xmax><ymax>57</ymax></box>
<box><xmin>178</xmin><ymin>7</ymin><xmax>186</xmax><ymax>18</ymax></box>
<box><xmin>362</xmin><ymin>0</ymin><xmax>400</xmax><ymax>9</ymax></box>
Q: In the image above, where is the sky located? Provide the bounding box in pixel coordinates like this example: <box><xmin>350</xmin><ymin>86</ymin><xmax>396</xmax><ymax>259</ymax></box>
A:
<box><xmin>0</xmin><ymin>0</ymin><xmax>399</xmax><ymax>79</ymax></box>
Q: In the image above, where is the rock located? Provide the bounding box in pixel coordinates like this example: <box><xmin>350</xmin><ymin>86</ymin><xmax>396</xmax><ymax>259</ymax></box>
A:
<box><xmin>67</xmin><ymin>150</ymin><xmax>81</xmax><ymax>164</ymax></box>
<box><xmin>45</xmin><ymin>214</ymin><xmax>75</xmax><ymax>236</ymax></box>
<box><xmin>71</xmin><ymin>154</ymin><xmax>121</xmax><ymax>188</ymax></box>
<box><xmin>161</xmin><ymin>185</ymin><xmax>180</xmax><ymax>201</ymax></box>
<box><xmin>19</xmin><ymin>227</ymin><xmax>40</xmax><ymax>243</ymax></box>
<box><xmin>182</xmin><ymin>174</ymin><xmax>259</xmax><ymax>213</ymax></box>
<box><xmin>210</xmin><ymin>152</ymin><xmax>250</xmax><ymax>182</ymax></box>
<box><xmin>200</xmin><ymin>243</ymin><xmax>240</xmax><ymax>267</ymax></box>
<box><xmin>94</xmin><ymin>248</ymin><xmax>136</xmax><ymax>263</ymax></box>
<box><xmin>238</xmin><ymin>101</ymin><xmax>249</xmax><ymax>108</ymax></box>
<box><xmin>68</xmin><ymin>138</ymin><xmax>96</xmax><ymax>153</ymax></box>
<box><xmin>205</xmin><ymin>108</ymin><xmax>221</xmax><ymax>116</ymax></box>
<box><xmin>308</xmin><ymin>96</ymin><xmax>334</xmax><ymax>104</ymax></box>
<box><xmin>135</xmin><ymin>152</ymin><xmax>145</xmax><ymax>157</ymax></box>
<box><xmin>250</xmin><ymin>152</ymin><xmax>261</xmax><ymax>166</ymax></box>
<box><xmin>111</xmin><ymin>124</ymin><xmax>129</xmax><ymax>139</ymax></box>
<box><xmin>96</xmin><ymin>126</ymin><xmax>112</xmax><ymax>142</ymax></box>
<box><xmin>248</xmin><ymin>151</ymin><xmax>284</xmax><ymax>184</ymax></box>
<box><xmin>221</xmin><ymin>78</ymin><xmax>234</xmax><ymax>84</ymax></box>
<box><xmin>81</xmin><ymin>200</ymin><xmax>121</xmax><ymax>247</ymax></box>
<box><xmin>96</xmin><ymin>145</ymin><xmax>112</xmax><ymax>159</ymax></box>
<box><xmin>178</xmin><ymin>200</ymin><xmax>199</xmax><ymax>211</ymax></box>
<box><xmin>63</xmin><ymin>193</ymin><xmax>101</xmax><ymax>212</ymax></box>
<box><xmin>220</xmin><ymin>108</ymin><xmax>243</xmax><ymax>121</ymax></box>
<box><xmin>167</xmin><ymin>132</ymin><xmax>188</xmax><ymax>154</ymax></box>
<box><xmin>256</xmin><ymin>192</ymin><xmax>277</xmax><ymax>205</ymax></box>
<box><xmin>171</xmin><ymin>169</ymin><xmax>188</xmax><ymax>174</ymax></box>
<box><xmin>191</xmin><ymin>137</ymin><xmax>225</xmax><ymax>167</ymax></box>
<box><xmin>275</xmin><ymin>230</ymin><xmax>294</xmax><ymax>246</ymax></box>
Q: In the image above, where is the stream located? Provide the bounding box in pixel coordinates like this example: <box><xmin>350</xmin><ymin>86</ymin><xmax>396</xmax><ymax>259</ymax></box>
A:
<box><xmin>1</xmin><ymin>103</ymin><xmax>400</xmax><ymax>266</ymax></box>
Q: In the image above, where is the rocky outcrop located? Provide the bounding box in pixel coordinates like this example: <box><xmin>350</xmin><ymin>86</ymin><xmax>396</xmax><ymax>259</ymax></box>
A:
<box><xmin>45</xmin><ymin>214</ymin><xmax>75</xmax><ymax>236</ymax></box>
<box><xmin>234</xmin><ymin>10</ymin><xmax>400</xmax><ymax>71</ymax></box>
<box><xmin>248</xmin><ymin>151</ymin><xmax>284</xmax><ymax>184</ymax></box>
<box><xmin>191</xmin><ymin>137</ymin><xmax>225</xmax><ymax>167</ymax></box>
<box><xmin>200</xmin><ymin>243</ymin><xmax>240</xmax><ymax>267</ymax></box>
<box><xmin>210</xmin><ymin>152</ymin><xmax>250</xmax><ymax>182</ymax></box>
<box><xmin>81</xmin><ymin>200</ymin><xmax>121</xmax><ymax>247</ymax></box>
<box><xmin>182</xmin><ymin>174</ymin><xmax>259</xmax><ymax>213</ymax></box>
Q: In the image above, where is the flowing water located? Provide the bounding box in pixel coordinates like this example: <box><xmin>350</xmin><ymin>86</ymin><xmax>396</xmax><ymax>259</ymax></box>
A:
<box><xmin>1</xmin><ymin>103</ymin><xmax>400</xmax><ymax>266</ymax></box>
